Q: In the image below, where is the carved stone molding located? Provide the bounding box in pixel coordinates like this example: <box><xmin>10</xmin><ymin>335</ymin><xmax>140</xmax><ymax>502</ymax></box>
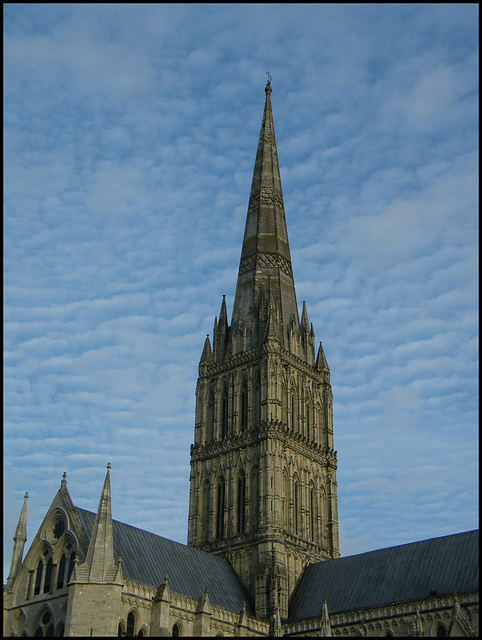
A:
<box><xmin>238</xmin><ymin>251</ymin><xmax>293</xmax><ymax>279</ymax></box>
<box><xmin>248</xmin><ymin>186</ymin><xmax>284</xmax><ymax>210</ymax></box>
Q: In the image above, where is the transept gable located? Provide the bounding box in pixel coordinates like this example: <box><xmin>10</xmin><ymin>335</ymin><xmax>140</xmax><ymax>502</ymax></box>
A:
<box><xmin>15</xmin><ymin>476</ymin><xmax>89</xmax><ymax>577</ymax></box>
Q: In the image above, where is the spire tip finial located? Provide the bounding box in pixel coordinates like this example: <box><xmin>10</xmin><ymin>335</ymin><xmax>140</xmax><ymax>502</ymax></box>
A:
<box><xmin>265</xmin><ymin>70</ymin><xmax>272</xmax><ymax>92</ymax></box>
<box><xmin>107</xmin><ymin>462</ymin><xmax>111</xmax><ymax>470</ymax></box>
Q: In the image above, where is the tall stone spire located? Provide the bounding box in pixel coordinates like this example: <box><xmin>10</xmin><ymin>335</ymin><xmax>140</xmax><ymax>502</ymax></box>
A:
<box><xmin>189</xmin><ymin>79</ymin><xmax>339</xmax><ymax>622</ymax></box>
<box><xmin>78</xmin><ymin>463</ymin><xmax>118</xmax><ymax>583</ymax></box>
<box><xmin>6</xmin><ymin>492</ymin><xmax>28</xmax><ymax>588</ymax></box>
<box><xmin>231</xmin><ymin>79</ymin><xmax>299</xmax><ymax>348</ymax></box>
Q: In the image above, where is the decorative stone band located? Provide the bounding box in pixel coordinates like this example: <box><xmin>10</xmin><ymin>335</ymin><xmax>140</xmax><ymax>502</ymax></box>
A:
<box><xmin>248</xmin><ymin>186</ymin><xmax>284</xmax><ymax>210</ymax></box>
<box><xmin>238</xmin><ymin>251</ymin><xmax>293</xmax><ymax>278</ymax></box>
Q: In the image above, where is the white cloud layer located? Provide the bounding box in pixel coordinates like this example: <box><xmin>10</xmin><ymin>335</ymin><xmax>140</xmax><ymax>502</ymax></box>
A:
<box><xmin>4</xmin><ymin>4</ymin><xmax>478</xmax><ymax>581</ymax></box>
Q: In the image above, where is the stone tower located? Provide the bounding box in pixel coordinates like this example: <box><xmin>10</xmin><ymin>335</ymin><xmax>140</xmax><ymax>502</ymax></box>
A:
<box><xmin>187</xmin><ymin>80</ymin><xmax>339</xmax><ymax>621</ymax></box>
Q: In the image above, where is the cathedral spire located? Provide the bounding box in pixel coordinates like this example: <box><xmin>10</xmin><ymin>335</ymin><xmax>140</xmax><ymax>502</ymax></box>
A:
<box><xmin>6</xmin><ymin>492</ymin><xmax>28</xmax><ymax>587</ymax></box>
<box><xmin>81</xmin><ymin>463</ymin><xmax>118</xmax><ymax>583</ymax></box>
<box><xmin>231</xmin><ymin>81</ymin><xmax>299</xmax><ymax>345</ymax></box>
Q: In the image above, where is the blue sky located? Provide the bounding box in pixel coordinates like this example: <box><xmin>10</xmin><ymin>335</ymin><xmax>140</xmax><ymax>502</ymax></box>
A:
<box><xmin>4</xmin><ymin>3</ymin><xmax>478</xmax><ymax>582</ymax></box>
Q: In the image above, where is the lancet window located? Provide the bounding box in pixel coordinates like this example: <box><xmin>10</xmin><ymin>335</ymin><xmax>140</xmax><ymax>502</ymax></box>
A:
<box><xmin>220</xmin><ymin>390</ymin><xmax>228</xmax><ymax>439</ymax></box>
<box><xmin>34</xmin><ymin>559</ymin><xmax>43</xmax><ymax>596</ymax></box>
<box><xmin>253</xmin><ymin>375</ymin><xmax>261</xmax><ymax>426</ymax></box>
<box><xmin>283</xmin><ymin>469</ymin><xmax>290</xmax><ymax>530</ymax></box>
<box><xmin>250</xmin><ymin>466</ymin><xmax>259</xmax><ymax>534</ymax></box>
<box><xmin>240</xmin><ymin>383</ymin><xmax>248</xmax><ymax>432</ymax></box>
<box><xmin>43</xmin><ymin>557</ymin><xmax>53</xmax><ymax>593</ymax></box>
<box><xmin>216</xmin><ymin>477</ymin><xmax>226</xmax><ymax>539</ymax></box>
<box><xmin>206</xmin><ymin>391</ymin><xmax>214</xmax><ymax>442</ymax></box>
<box><xmin>237</xmin><ymin>470</ymin><xmax>246</xmax><ymax>534</ymax></box>
<box><xmin>34</xmin><ymin>608</ymin><xmax>54</xmax><ymax>637</ymax></box>
<box><xmin>290</xmin><ymin>386</ymin><xmax>298</xmax><ymax>433</ymax></box>
<box><xmin>202</xmin><ymin>479</ymin><xmax>211</xmax><ymax>543</ymax></box>
<box><xmin>57</xmin><ymin>542</ymin><xmax>75</xmax><ymax>590</ymax></box>
<box><xmin>309</xmin><ymin>482</ymin><xmax>317</xmax><ymax>542</ymax></box>
<box><xmin>293</xmin><ymin>477</ymin><xmax>300</xmax><ymax>535</ymax></box>
<box><xmin>57</xmin><ymin>555</ymin><xmax>66</xmax><ymax>590</ymax></box>
<box><xmin>126</xmin><ymin>610</ymin><xmax>136</xmax><ymax>636</ymax></box>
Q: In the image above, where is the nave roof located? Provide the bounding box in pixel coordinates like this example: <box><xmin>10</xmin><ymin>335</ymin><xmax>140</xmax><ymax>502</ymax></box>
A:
<box><xmin>75</xmin><ymin>507</ymin><xmax>254</xmax><ymax>615</ymax></box>
<box><xmin>289</xmin><ymin>529</ymin><xmax>478</xmax><ymax>620</ymax></box>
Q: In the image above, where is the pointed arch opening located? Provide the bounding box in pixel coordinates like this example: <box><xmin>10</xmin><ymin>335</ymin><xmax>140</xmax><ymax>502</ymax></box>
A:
<box><xmin>34</xmin><ymin>559</ymin><xmax>43</xmax><ymax>596</ymax></box>
<box><xmin>250</xmin><ymin>465</ymin><xmax>259</xmax><ymax>534</ymax></box>
<box><xmin>281</xmin><ymin>381</ymin><xmax>288</xmax><ymax>427</ymax></box>
<box><xmin>237</xmin><ymin>469</ymin><xmax>246</xmax><ymax>534</ymax></box>
<box><xmin>56</xmin><ymin>554</ymin><xmax>67</xmax><ymax>590</ymax></box>
<box><xmin>290</xmin><ymin>384</ymin><xmax>299</xmax><ymax>433</ymax></box>
<box><xmin>283</xmin><ymin>468</ymin><xmax>290</xmax><ymax>531</ymax></box>
<box><xmin>309</xmin><ymin>481</ymin><xmax>318</xmax><ymax>543</ymax></box>
<box><xmin>293</xmin><ymin>474</ymin><xmax>300</xmax><ymax>536</ymax></box>
<box><xmin>126</xmin><ymin>610</ymin><xmax>136</xmax><ymax>637</ymax></box>
<box><xmin>306</xmin><ymin>401</ymin><xmax>311</xmax><ymax>440</ymax></box>
<box><xmin>43</xmin><ymin>557</ymin><xmax>53</xmax><ymax>594</ymax></box>
<box><xmin>253</xmin><ymin>372</ymin><xmax>261</xmax><ymax>427</ymax></box>
<box><xmin>220</xmin><ymin>387</ymin><xmax>228</xmax><ymax>439</ymax></box>
<box><xmin>240</xmin><ymin>380</ymin><xmax>248</xmax><ymax>432</ymax></box>
<box><xmin>314</xmin><ymin>401</ymin><xmax>322</xmax><ymax>444</ymax></box>
<box><xmin>201</xmin><ymin>478</ymin><xmax>211</xmax><ymax>543</ymax></box>
<box><xmin>206</xmin><ymin>390</ymin><xmax>214</xmax><ymax>443</ymax></box>
<box><xmin>216</xmin><ymin>476</ymin><xmax>226</xmax><ymax>539</ymax></box>
<box><xmin>34</xmin><ymin>607</ymin><xmax>54</xmax><ymax>637</ymax></box>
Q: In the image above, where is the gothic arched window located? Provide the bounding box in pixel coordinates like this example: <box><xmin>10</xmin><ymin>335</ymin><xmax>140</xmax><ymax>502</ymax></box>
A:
<box><xmin>67</xmin><ymin>552</ymin><xmax>76</xmax><ymax>583</ymax></box>
<box><xmin>221</xmin><ymin>391</ymin><xmax>228</xmax><ymax>439</ymax></box>
<box><xmin>216</xmin><ymin>477</ymin><xmax>225</xmax><ymax>539</ymax></box>
<box><xmin>34</xmin><ymin>559</ymin><xmax>43</xmax><ymax>596</ymax></box>
<box><xmin>290</xmin><ymin>387</ymin><xmax>298</xmax><ymax>432</ymax></box>
<box><xmin>201</xmin><ymin>478</ymin><xmax>211</xmax><ymax>543</ymax></box>
<box><xmin>126</xmin><ymin>611</ymin><xmax>135</xmax><ymax>636</ymax></box>
<box><xmin>250</xmin><ymin>466</ymin><xmax>259</xmax><ymax>533</ymax></box>
<box><xmin>309</xmin><ymin>483</ymin><xmax>317</xmax><ymax>542</ymax></box>
<box><xmin>293</xmin><ymin>477</ymin><xmax>300</xmax><ymax>536</ymax></box>
<box><xmin>43</xmin><ymin>557</ymin><xmax>53</xmax><ymax>593</ymax></box>
<box><xmin>253</xmin><ymin>374</ymin><xmax>261</xmax><ymax>427</ymax></box>
<box><xmin>237</xmin><ymin>470</ymin><xmax>246</xmax><ymax>534</ymax></box>
<box><xmin>34</xmin><ymin>610</ymin><xmax>54</xmax><ymax>637</ymax></box>
<box><xmin>172</xmin><ymin>622</ymin><xmax>181</xmax><ymax>637</ymax></box>
<box><xmin>206</xmin><ymin>391</ymin><xmax>214</xmax><ymax>442</ymax></box>
<box><xmin>283</xmin><ymin>469</ymin><xmax>291</xmax><ymax>530</ymax></box>
<box><xmin>57</xmin><ymin>554</ymin><xmax>67</xmax><ymax>590</ymax></box>
<box><xmin>281</xmin><ymin>383</ymin><xmax>288</xmax><ymax>426</ymax></box>
<box><xmin>240</xmin><ymin>384</ymin><xmax>248</xmax><ymax>431</ymax></box>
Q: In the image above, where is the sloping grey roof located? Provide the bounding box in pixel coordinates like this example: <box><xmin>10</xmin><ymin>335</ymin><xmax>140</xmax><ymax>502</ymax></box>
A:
<box><xmin>289</xmin><ymin>530</ymin><xmax>478</xmax><ymax>620</ymax></box>
<box><xmin>75</xmin><ymin>507</ymin><xmax>253</xmax><ymax>615</ymax></box>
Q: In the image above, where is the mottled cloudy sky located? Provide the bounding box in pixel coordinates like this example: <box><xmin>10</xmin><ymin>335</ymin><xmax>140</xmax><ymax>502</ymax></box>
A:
<box><xmin>4</xmin><ymin>3</ymin><xmax>478</xmax><ymax>581</ymax></box>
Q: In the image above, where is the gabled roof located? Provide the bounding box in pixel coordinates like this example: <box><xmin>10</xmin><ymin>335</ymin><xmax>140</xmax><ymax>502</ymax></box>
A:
<box><xmin>289</xmin><ymin>530</ymin><xmax>479</xmax><ymax>620</ymax></box>
<box><xmin>75</xmin><ymin>507</ymin><xmax>253</xmax><ymax>615</ymax></box>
